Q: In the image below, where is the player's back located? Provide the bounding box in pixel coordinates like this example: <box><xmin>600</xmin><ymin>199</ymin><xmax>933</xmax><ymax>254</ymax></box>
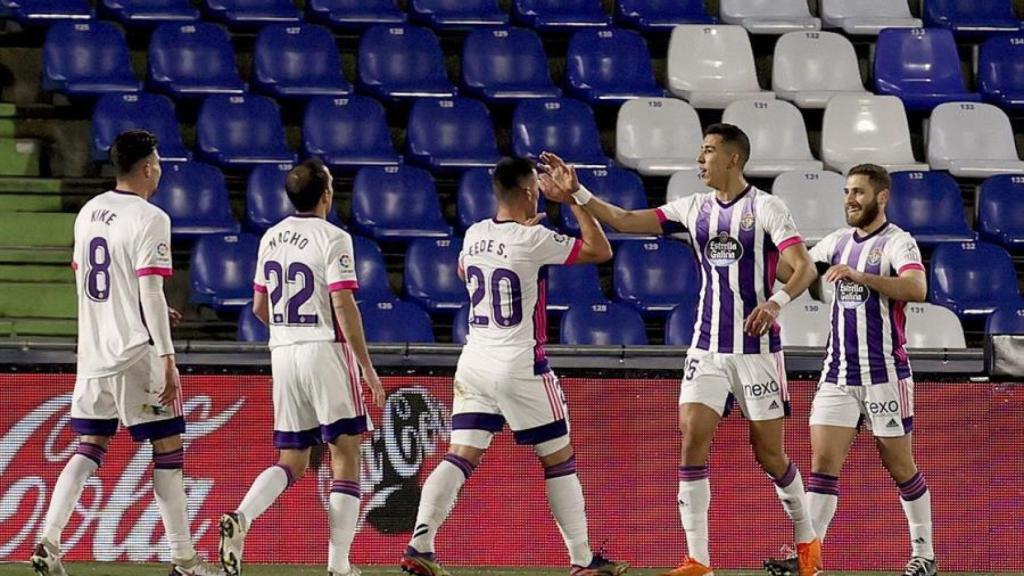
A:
<box><xmin>255</xmin><ymin>215</ymin><xmax>359</xmax><ymax>349</ymax></box>
<box><xmin>460</xmin><ymin>218</ymin><xmax>581</xmax><ymax>375</ymax></box>
<box><xmin>73</xmin><ymin>190</ymin><xmax>173</xmax><ymax>378</ymax></box>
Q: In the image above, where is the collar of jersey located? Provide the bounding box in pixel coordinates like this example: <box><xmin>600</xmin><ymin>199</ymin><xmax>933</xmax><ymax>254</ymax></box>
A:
<box><xmin>714</xmin><ymin>184</ymin><xmax>753</xmax><ymax>209</ymax></box>
<box><xmin>853</xmin><ymin>220</ymin><xmax>890</xmax><ymax>243</ymax></box>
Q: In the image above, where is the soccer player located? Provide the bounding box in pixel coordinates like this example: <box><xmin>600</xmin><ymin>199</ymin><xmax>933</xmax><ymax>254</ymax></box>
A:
<box><xmin>541</xmin><ymin>124</ymin><xmax>822</xmax><ymax>576</ymax></box>
<box><xmin>30</xmin><ymin>130</ymin><xmax>220</xmax><ymax>576</ymax></box>
<box><xmin>218</xmin><ymin>158</ymin><xmax>385</xmax><ymax>576</ymax></box>
<box><xmin>400</xmin><ymin>156</ymin><xmax>627</xmax><ymax>576</ymax></box>
<box><xmin>764</xmin><ymin>164</ymin><xmax>937</xmax><ymax>576</ymax></box>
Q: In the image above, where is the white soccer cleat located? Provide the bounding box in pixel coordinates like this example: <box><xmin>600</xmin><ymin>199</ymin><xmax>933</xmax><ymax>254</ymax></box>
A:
<box><xmin>171</xmin><ymin>553</ymin><xmax>224</xmax><ymax>576</ymax></box>
<box><xmin>30</xmin><ymin>541</ymin><xmax>67</xmax><ymax>576</ymax></box>
<box><xmin>219</xmin><ymin>512</ymin><xmax>247</xmax><ymax>576</ymax></box>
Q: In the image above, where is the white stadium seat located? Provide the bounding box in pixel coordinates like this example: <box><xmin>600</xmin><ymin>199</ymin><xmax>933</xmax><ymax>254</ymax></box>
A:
<box><xmin>721</xmin><ymin>98</ymin><xmax>823</xmax><ymax>178</ymax></box>
<box><xmin>771</xmin><ymin>170</ymin><xmax>848</xmax><ymax>245</ymax></box>
<box><xmin>667</xmin><ymin>25</ymin><xmax>775</xmax><ymax>109</ymax></box>
<box><xmin>720</xmin><ymin>0</ymin><xmax>821</xmax><ymax>35</ymax></box>
<box><xmin>772</xmin><ymin>31</ymin><xmax>870</xmax><ymax>109</ymax></box>
<box><xmin>821</xmin><ymin>95</ymin><xmax>930</xmax><ymax>174</ymax></box>
<box><xmin>904</xmin><ymin>302</ymin><xmax>967</xmax><ymax>349</ymax></box>
<box><xmin>665</xmin><ymin>170</ymin><xmax>713</xmax><ymax>204</ymax></box>
<box><xmin>820</xmin><ymin>0</ymin><xmax>922</xmax><ymax>36</ymax></box>
<box><xmin>615</xmin><ymin>98</ymin><xmax>702</xmax><ymax>176</ymax></box>
<box><xmin>778</xmin><ymin>299</ymin><xmax>831</xmax><ymax>348</ymax></box>
<box><xmin>927</xmin><ymin>102</ymin><xmax>1024</xmax><ymax>178</ymax></box>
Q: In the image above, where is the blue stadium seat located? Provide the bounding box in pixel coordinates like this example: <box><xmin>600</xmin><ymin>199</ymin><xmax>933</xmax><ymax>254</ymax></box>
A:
<box><xmin>91</xmin><ymin>93</ymin><xmax>190</xmax><ymax>163</ymax></box>
<box><xmin>253</xmin><ymin>24</ymin><xmax>352</xmax><ymax>100</ymax></box>
<box><xmin>452</xmin><ymin>303</ymin><xmax>470</xmax><ymax>344</ymax></box>
<box><xmin>978</xmin><ymin>174</ymin><xmax>1024</xmax><ymax>249</ymax></box>
<box><xmin>923</xmin><ymin>0</ymin><xmax>1022</xmax><ymax>38</ymax></box>
<box><xmin>153</xmin><ymin>162</ymin><xmax>240</xmax><ymax>239</ymax></box>
<box><xmin>615</xmin><ymin>0</ymin><xmax>716</xmax><ymax>31</ymax></box>
<box><xmin>351</xmin><ymin>235</ymin><xmax>397</xmax><ymax>302</ymax></box>
<box><xmin>302</xmin><ymin>96</ymin><xmax>400</xmax><ymax>171</ymax></box>
<box><xmin>565</xmin><ymin>29</ymin><xmax>664</xmax><ymax>105</ymax></box>
<box><xmin>664</xmin><ymin>297</ymin><xmax>699</xmax><ymax>346</ymax></box>
<box><xmin>887</xmin><ymin>171</ymin><xmax>975</xmax><ymax>245</ymax></box>
<box><xmin>406</xmin><ymin>98</ymin><xmax>500</xmax><ymax>172</ymax></box>
<box><xmin>306</xmin><ymin>0</ymin><xmax>406</xmax><ymax>30</ymax></box>
<box><xmin>102</xmin><ymin>0</ymin><xmax>198</xmax><ymax>26</ymax></box>
<box><xmin>148</xmin><ymin>22</ymin><xmax>246</xmax><ymax>99</ymax></box>
<box><xmin>357</xmin><ymin>24</ymin><xmax>456</xmax><ymax>101</ymax></box>
<box><xmin>190</xmin><ymin>233</ymin><xmax>260</xmax><ymax>311</ymax></box>
<box><xmin>410</xmin><ymin>0</ymin><xmax>507</xmax><ymax>29</ymax></box>
<box><xmin>513</xmin><ymin>0</ymin><xmax>611</xmax><ymax>31</ymax></box>
<box><xmin>244</xmin><ymin>164</ymin><xmax>343</xmax><ymax>232</ymax></box>
<box><xmin>457</xmin><ymin>168</ymin><xmax>496</xmax><ymax>231</ymax></box>
<box><xmin>10</xmin><ymin>0</ymin><xmax>92</xmax><ymax>24</ymax></box>
<box><xmin>561</xmin><ymin>167</ymin><xmax>651</xmax><ymax>240</ymax></box>
<box><xmin>351</xmin><ymin>166</ymin><xmax>453</xmax><ymax>240</ymax></box>
<box><xmin>461</xmin><ymin>27</ymin><xmax>561</xmax><ymax>104</ymax></box>
<box><xmin>197</xmin><ymin>94</ymin><xmax>296</xmax><ymax>168</ymax></box>
<box><xmin>237</xmin><ymin>303</ymin><xmax>269</xmax><ymax>342</ymax></box>
<box><xmin>547</xmin><ymin>264</ymin><xmax>606</xmax><ymax>312</ymax></box>
<box><xmin>42</xmin><ymin>22</ymin><xmax>140</xmax><ymax>97</ymax></box>
<box><xmin>202</xmin><ymin>0</ymin><xmax>300</xmax><ymax>26</ymax></box>
<box><xmin>929</xmin><ymin>241</ymin><xmax>1022</xmax><ymax>318</ymax></box>
<box><xmin>873</xmin><ymin>28</ymin><xmax>981</xmax><ymax>113</ymax></box>
<box><xmin>978</xmin><ymin>34</ymin><xmax>1024</xmax><ymax>112</ymax></box>
<box><xmin>360</xmin><ymin>299</ymin><xmax>436</xmax><ymax>343</ymax></box>
<box><xmin>614</xmin><ymin>239</ymin><xmax>700</xmax><ymax>317</ymax></box>
<box><xmin>513</xmin><ymin>99</ymin><xmax>607</xmax><ymax>167</ymax></box>
<box><xmin>987</xmin><ymin>305</ymin><xmax>1024</xmax><ymax>335</ymax></box>
<box><xmin>560</xmin><ymin>302</ymin><xmax>647</xmax><ymax>345</ymax></box>
<box><xmin>404</xmin><ymin>238</ymin><xmax>467</xmax><ymax>313</ymax></box>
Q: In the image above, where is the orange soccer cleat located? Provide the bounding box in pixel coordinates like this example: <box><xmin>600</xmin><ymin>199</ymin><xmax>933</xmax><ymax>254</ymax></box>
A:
<box><xmin>797</xmin><ymin>538</ymin><xmax>823</xmax><ymax>576</ymax></box>
<box><xmin>659</xmin><ymin>556</ymin><xmax>714</xmax><ymax>576</ymax></box>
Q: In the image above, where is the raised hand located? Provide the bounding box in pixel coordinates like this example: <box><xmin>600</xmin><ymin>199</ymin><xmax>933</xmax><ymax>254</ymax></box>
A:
<box><xmin>538</xmin><ymin>151</ymin><xmax>578</xmax><ymax>204</ymax></box>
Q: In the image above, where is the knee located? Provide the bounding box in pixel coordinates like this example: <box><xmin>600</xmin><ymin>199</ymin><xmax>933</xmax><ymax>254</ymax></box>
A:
<box><xmin>881</xmin><ymin>457</ymin><xmax>917</xmax><ymax>484</ymax></box>
<box><xmin>811</xmin><ymin>453</ymin><xmax>844</xmax><ymax>476</ymax></box>
<box><xmin>753</xmin><ymin>445</ymin><xmax>787</xmax><ymax>477</ymax></box>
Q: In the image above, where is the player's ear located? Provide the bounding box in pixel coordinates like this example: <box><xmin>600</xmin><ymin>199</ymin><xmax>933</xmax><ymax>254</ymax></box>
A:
<box><xmin>877</xmin><ymin>187</ymin><xmax>890</xmax><ymax>206</ymax></box>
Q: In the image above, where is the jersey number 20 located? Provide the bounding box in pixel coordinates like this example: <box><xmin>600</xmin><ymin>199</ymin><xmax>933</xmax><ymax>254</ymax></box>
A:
<box><xmin>466</xmin><ymin>266</ymin><xmax>523</xmax><ymax>328</ymax></box>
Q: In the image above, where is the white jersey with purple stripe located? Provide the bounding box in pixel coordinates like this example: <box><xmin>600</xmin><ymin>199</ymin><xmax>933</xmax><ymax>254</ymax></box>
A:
<box><xmin>253</xmin><ymin>215</ymin><xmax>359</xmax><ymax>350</ymax></box>
<box><xmin>809</xmin><ymin>222</ymin><xmax>924</xmax><ymax>386</ymax></box>
<box><xmin>72</xmin><ymin>191</ymin><xmax>174</xmax><ymax>378</ymax></box>
<box><xmin>655</xmin><ymin>186</ymin><xmax>803</xmax><ymax>355</ymax></box>
<box><xmin>458</xmin><ymin>219</ymin><xmax>582</xmax><ymax>376</ymax></box>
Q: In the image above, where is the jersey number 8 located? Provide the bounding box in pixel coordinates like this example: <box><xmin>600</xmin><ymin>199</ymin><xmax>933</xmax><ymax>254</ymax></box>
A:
<box><xmin>85</xmin><ymin>237</ymin><xmax>111</xmax><ymax>302</ymax></box>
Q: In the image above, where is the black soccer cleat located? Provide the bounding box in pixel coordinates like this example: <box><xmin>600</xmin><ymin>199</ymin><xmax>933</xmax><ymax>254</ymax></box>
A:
<box><xmin>902</xmin><ymin>556</ymin><xmax>938</xmax><ymax>576</ymax></box>
<box><xmin>762</xmin><ymin>548</ymin><xmax>798</xmax><ymax>576</ymax></box>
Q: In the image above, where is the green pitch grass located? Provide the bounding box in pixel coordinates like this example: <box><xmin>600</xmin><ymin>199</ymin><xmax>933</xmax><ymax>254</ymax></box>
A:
<box><xmin>0</xmin><ymin>565</ymin><xmax>1013</xmax><ymax>576</ymax></box>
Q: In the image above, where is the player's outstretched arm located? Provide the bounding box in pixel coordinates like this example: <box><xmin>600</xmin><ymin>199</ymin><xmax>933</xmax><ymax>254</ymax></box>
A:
<box><xmin>331</xmin><ymin>290</ymin><xmax>385</xmax><ymax>408</ymax></box>
<box><xmin>539</xmin><ymin>152</ymin><xmax>662</xmax><ymax>235</ymax></box>
<box><xmin>568</xmin><ymin>203</ymin><xmax>612</xmax><ymax>264</ymax></box>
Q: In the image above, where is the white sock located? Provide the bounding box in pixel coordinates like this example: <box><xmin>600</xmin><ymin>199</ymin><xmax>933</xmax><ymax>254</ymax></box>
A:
<box><xmin>40</xmin><ymin>443</ymin><xmax>106</xmax><ymax>547</ymax></box>
<box><xmin>328</xmin><ymin>480</ymin><xmax>361</xmax><ymax>574</ymax></box>
<box><xmin>544</xmin><ymin>456</ymin><xmax>592</xmax><ymax>567</ymax></box>
<box><xmin>771</xmin><ymin>461</ymin><xmax>816</xmax><ymax>544</ymax></box>
<box><xmin>237</xmin><ymin>464</ymin><xmax>293</xmax><ymax>533</ymax></box>
<box><xmin>807</xmin><ymin>473</ymin><xmax>840</xmax><ymax>542</ymax></box>
<box><xmin>408</xmin><ymin>454</ymin><xmax>474</xmax><ymax>555</ymax></box>
<box><xmin>152</xmin><ymin>449</ymin><xmax>195</xmax><ymax>560</ymax></box>
<box><xmin>677</xmin><ymin>465</ymin><xmax>711</xmax><ymax>566</ymax></box>
<box><xmin>898</xmin><ymin>473</ymin><xmax>934</xmax><ymax>560</ymax></box>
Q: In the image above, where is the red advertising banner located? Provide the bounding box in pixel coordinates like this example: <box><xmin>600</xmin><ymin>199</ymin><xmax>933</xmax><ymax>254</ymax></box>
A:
<box><xmin>0</xmin><ymin>374</ymin><xmax>1021</xmax><ymax>571</ymax></box>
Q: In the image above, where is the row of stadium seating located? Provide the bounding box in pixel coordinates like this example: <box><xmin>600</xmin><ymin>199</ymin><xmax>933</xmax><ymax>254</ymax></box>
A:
<box><xmin>6</xmin><ymin>0</ymin><xmax>1022</xmax><ymax>38</ymax></box>
<box><xmin>41</xmin><ymin>21</ymin><xmax>1024</xmax><ymax>113</ymax></box>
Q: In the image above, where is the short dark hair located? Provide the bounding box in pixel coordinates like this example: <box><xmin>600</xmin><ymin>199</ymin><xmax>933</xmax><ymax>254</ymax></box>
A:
<box><xmin>285</xmin><ymin>157</ymin><xmax>329</xmax><ymax>212</ymax></box>
<box><xmin>492</xmin><ymin>156</ymin><xmax>536</xmax><ymax>204</ymax></box>
<box><xmin>847</xmin><ymin>163</ymin><xmax>891</xmax><ymax>193</ymax></box>
<box><xmin>110</xmin><ymin>130</ymin><xmax>158</xmax><ymax>176</ymax></box>
<box><xmin>703</xmin><ymin>123</ymin><xmax>750</xmax><ymax>166</ymax></box>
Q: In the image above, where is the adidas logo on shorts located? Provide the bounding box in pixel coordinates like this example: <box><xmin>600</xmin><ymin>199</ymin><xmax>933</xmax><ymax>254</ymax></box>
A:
<box><xmin>887</xmin><ymin>418</ymin><xmax>900</xmax><ymax>428</ymax></box>
<box><xmin>769</xmin><ymin>400</ymin><xmax>780</xmax><ymax>410</ymax></box>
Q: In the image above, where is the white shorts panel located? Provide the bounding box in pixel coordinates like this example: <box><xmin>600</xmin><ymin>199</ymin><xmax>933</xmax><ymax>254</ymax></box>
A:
<box><xmin>679</xmin><ymin>349</ymin><xmax>789</xmax><ymax>421</ymax></box>
<box><xmin>809</xmin><ymin>379</ymin><xmax>914</xmax><ymax>437</ymax></box>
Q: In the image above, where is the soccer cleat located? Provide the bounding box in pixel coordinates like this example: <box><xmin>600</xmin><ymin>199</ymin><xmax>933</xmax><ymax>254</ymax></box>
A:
<box><xmin>762</xmin><ymin>545</ymin><xmax>797</xmax><ymax>576</ymax></box>
<box><xmin>30</xmin><ymin>541</ymin><xmax>68</xmax><ymax>576</ymax></box>
<box><xmin>796</xmin><ymin>539</ymin><xmax>822</xmax><ymax>576</ymax></box>
<box><xmin>170</xmin><ymin>553</ymin><xmax>224</xmax><ymax>576</ymax></box>
<box><xmin>571</xmin><ymin>553</ymin><xmax>630</xmax><ymax>575</ymax></box>
<box><xmin>329</xmin><ymin>568</ymin><xmax>362</xmax><ymax>576</ymax></box>
<box><xmin>219</xmin><ymin>512</ymin><xmax>247</xmax><ymax>576</ymax></box>
<box><xmin>660</xmin><ymin>556</ymin><xmax>714</xmax><ymax>576</ymax></box>
<box><xmin>400</xmin><ymin>547</ymin><xmax>451</xmax><ymax>576</ymax></box>
<box><xmin>902</xmin><ymin>556</ymin><xmax>938</xmax><ymax>576</ymax></box>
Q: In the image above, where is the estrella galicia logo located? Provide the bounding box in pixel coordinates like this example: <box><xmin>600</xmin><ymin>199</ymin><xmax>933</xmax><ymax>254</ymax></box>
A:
<box><xmin>743</xmin><ymin>380</ymin><xmax>779</xmax><ymax>399</ymax></box>
<box><xmin>705</xmin><ymin>232</ymin><xmax>744</xmax><ymax>267</ymax></box>
<box><xmin>837</xmin><ymin>280</ymin><xmax>869</xmax><ymax>309</ymax></box>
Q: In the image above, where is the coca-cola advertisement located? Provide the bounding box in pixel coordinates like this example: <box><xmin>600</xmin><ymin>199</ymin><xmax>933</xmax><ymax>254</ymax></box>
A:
<box><xmin>1</xmin><ymin>374</ymin><xmax>1020</xmax><ymax>570</ymax></box>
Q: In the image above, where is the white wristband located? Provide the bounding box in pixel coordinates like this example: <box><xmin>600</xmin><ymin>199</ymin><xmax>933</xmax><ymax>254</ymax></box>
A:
<box><xmin>769</xmin><ymin>291</ymin><xmax>792</xmax><ymax>309</ymax></box>
<box><xmin>571</xmin><ymin>185</ymin><xmax>593</xmax><ymax>206</ymax></box>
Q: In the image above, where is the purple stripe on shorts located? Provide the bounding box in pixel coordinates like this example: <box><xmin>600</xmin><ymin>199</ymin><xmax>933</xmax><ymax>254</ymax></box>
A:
<box><xmin>864</xmin><ymin>237</ymin><xmax>890</xmax><ymax>384</ymax></box>
<box><xmin>275</xmin><ymin>463</ymin><xmax>296</xmax><ymax>487</ymax></box>
<box><xmin>808</xmin><ymin>472</ymin><xmax>840</xmax><ymax>496</ymax></box>
<box><xmin>70</xmin><ymin>417</ymin><xmax>118</xmax><ymax>437</ymax></box>
<box><xmin>772</xmin><ymin>461</ymin><xmax>798</xmax><ymax>488</ymax></box>
<box><xmin>451</xmin><ymin>412</ymin><xmax>505</xmax><ymax>433</ymax></box>
<box><xmin>715</xmin><ymin>203</ymin><xmax>736</xmax><ymax>353</ymax></box>
<box><xmin>128</xmin><ymin>416</ymin><xmax>185</xmax><ymax>443</ymax></box>
<box><xmin>898</xmin><ymin>472</ymin><xmax>928</xmax><ymax>501</ymax></box>
<box><xmin>153</xmin><ymin>447</ymin><xmax>184</xmax><ymax>470</ymax></box>
<box><xmin>902</xmin><ymin>417</ymin><xmax>914</xmax><ymax>434</ymax></box>
<box><xmin>739</xmin><ymin>196</ymin><xmax>760</xmax><ymax>354</ymax></box>
<box><xmin>75</xmin><ymin>442</ymin><xmax>107</xmax><ymax>467</ymax></box>
<box><xmin>321</xmin><ymin>415</ymin><xmax>369</xmax><ymax>444</ymax></box>
<box><xmin>443</xmin><ymin>453</ymin><xmax>476</xmax><ymax>479</ymax></box>
<box><xmin>695</xmin><ymin>202</ymin><xmax>714</xmax><ymax>351</ymax></box>
<box><xmin>678</xmin><ymin>464</ymin><xmax>709</xmax><ymax>482</ymax></box>
<box><xmin>331</xmin><ymin>480</ymin><xmax>361</xmax><ymax>499</ymax></box>
<box><xmin>273</xmin><ymin>427</ymin><xmax>321</xmax><ymax>450</ymax></box>
<box><xmin>544</xmin><ymin>455</ymin><xmax>577</xmax><ymax>479</ymax></box>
